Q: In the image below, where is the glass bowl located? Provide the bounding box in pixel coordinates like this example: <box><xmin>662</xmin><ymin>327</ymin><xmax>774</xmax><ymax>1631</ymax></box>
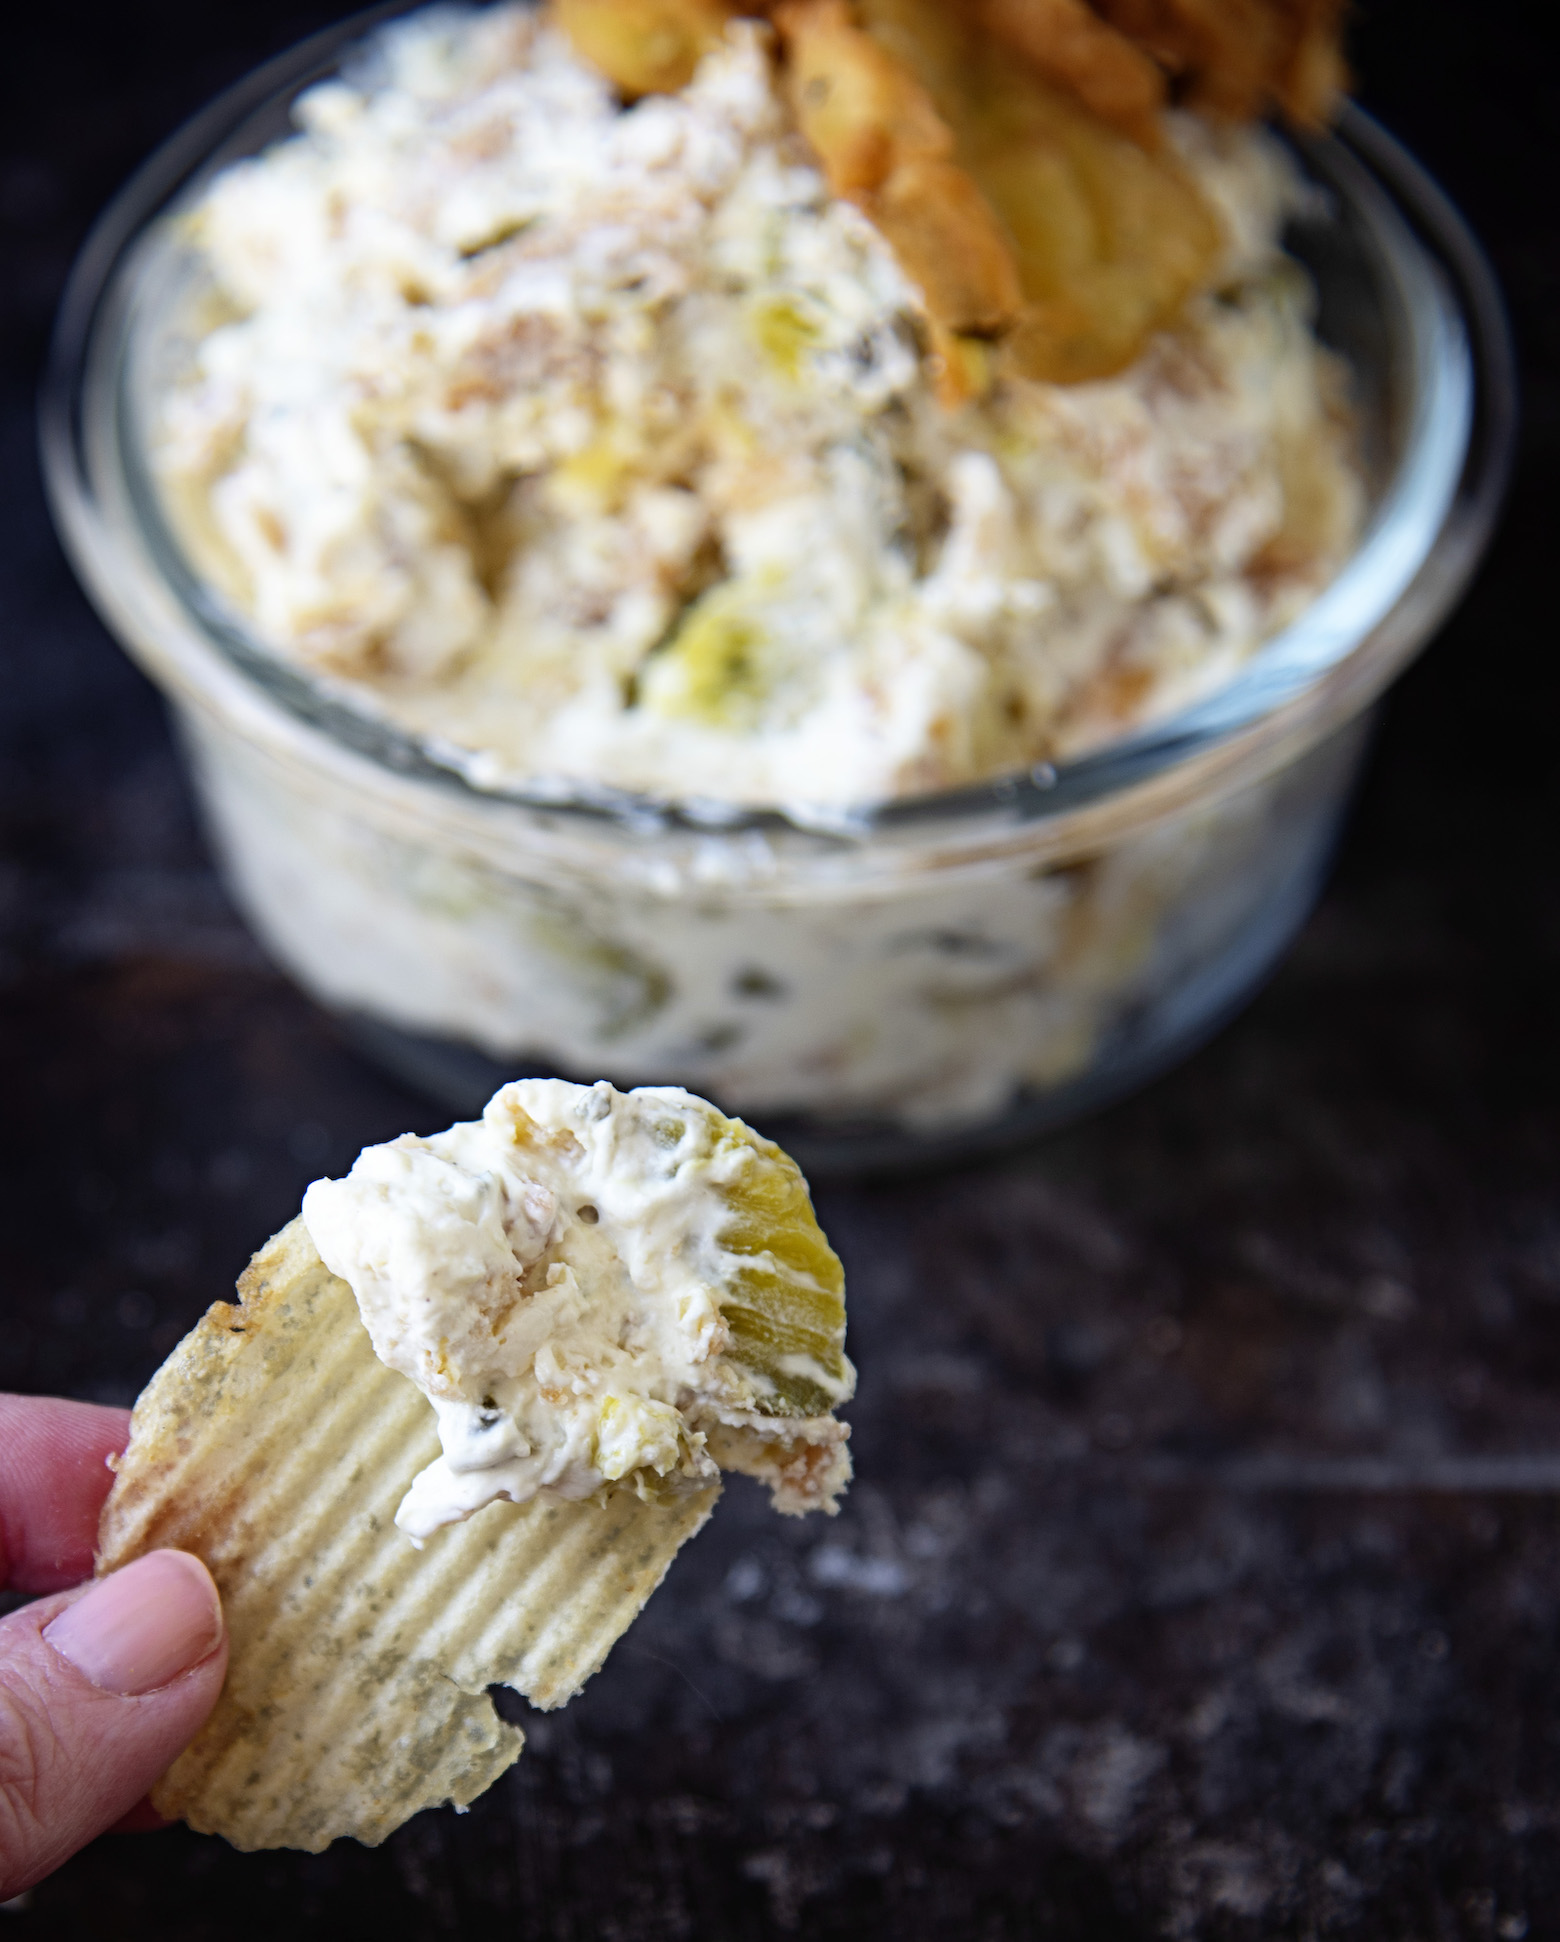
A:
<box><xmin>42</xmin><ymin>3</ymin><xmax>1514</xmax><ymax>1174</ymax></box>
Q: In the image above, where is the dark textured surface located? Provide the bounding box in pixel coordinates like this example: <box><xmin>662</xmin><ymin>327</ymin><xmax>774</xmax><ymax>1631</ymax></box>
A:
<box><xmin>2</xmin><ymin>3</ymin><xmax>1557</xmax><ymax>1935</ymax></box>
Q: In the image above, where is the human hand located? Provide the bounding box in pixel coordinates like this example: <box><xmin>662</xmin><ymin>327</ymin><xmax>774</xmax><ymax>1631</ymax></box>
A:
<box><xmin>1</xmin><ymin>1394</ymin><xmax>227</xmax><ymax>1901</ymax></box>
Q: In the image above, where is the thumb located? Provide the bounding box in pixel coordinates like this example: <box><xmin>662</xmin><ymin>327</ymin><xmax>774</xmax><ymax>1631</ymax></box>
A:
<box><xmin>0</xmin><ymin>1551</ymin><xmax>227</xmax><ymax>1899</ymax></box>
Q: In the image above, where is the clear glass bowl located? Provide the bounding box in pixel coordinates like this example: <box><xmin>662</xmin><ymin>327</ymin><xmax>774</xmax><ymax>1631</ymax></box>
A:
<box><xmin>42</xmin><ymin>4</ymin><xmax>1514</xmax><ymax>1173</ymax></box>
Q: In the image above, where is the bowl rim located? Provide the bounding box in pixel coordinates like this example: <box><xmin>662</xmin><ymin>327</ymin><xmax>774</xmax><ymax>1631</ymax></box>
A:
<box><xmin>41</xmin><ymin>0</ymin><xmax>1517</xmax><ymax>845</ymax></box>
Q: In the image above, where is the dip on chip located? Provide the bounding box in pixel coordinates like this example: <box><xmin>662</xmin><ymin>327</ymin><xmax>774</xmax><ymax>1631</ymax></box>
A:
<box><xmin>96</xmin><ymin>1080</ymin><xmax>851</xmax><ymax>1852</ymax></box>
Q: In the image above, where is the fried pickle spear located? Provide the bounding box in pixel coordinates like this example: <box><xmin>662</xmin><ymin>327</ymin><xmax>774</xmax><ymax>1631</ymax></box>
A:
<box><xmin>775</xmin><ymin>0</ymin><xmax>948</xmax><ymax>191</ymax></box>
<box><xmin>977</xmin><ymin>0</ymin><xmax>1167</xmax><ymax>147</ymax></box>
<box><xmin>554</xmin><ymin>0</ymin><xmax>740</xmax><ymax>95</ymax></box>
<box><xmin>1270</xmin><ymin>0</ymin><xmax>1349</xmax><ymax>125</ymax></box>
<box><xmin>858</xmin><ymin>0</ymin><xmax>1220</xmax><ymax>382</ymax></box>
<box><xmin>775</xmin><ymin>0</ymin><xmax>1022</xmax><ymax>342</ymax></box>
<box><xmin>1091</xmin><ymin>0</ymin><xmax>1346</xmax><ymax>125</ymax></box>
<box><xmin>548</xmin><ymin>0</ymin><xmax>1336</xmax><ymax>388</ymax></box>
<box><xmin>964</xmin><ymin>64</ymin><xmax>1222</xmax><ymax>381</ymax></box>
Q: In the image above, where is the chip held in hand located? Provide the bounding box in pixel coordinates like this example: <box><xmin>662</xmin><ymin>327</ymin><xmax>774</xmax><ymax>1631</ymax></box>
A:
<box><xmin>96</xmin><ymin>1081</ymin><xmax>853</xmax><ymax>1853</ymax></box>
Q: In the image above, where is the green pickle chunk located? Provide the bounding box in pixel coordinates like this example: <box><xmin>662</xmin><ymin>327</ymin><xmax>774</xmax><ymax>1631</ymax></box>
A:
<box><xmin>639</xmin><ymin>582</ymin><xmax>784</xmax><ymax>732</ymax></box>
<box><xmin>710</xmin><ymin>1123</ymin><xmax>851</xmax><ymax>1419</ymax></box>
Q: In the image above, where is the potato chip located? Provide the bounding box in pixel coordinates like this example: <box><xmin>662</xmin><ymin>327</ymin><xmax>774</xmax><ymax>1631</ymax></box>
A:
<box><xmin>96</xmin><ymin>1219</ymin><xmax>719</xmax><ymax>1852</ymax></box>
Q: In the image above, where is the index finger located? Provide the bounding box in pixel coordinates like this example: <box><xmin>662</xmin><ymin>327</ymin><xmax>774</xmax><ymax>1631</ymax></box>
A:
<box><xmin>0</xmin><ymin>1395</ymin><xmax>132</xmax><ymax>1594</ymax></box>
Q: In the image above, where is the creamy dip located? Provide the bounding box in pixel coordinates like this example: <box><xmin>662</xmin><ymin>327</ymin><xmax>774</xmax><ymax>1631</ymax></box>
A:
<box><xmin>302</xmin><ymin>1077</ymin><xmax>853</xmax><ymax>1537</ymax></box>
<box><xmin>154</xmin><ymin>2</ymin><xmax>1362</xmax><ymax>814</ymax></box>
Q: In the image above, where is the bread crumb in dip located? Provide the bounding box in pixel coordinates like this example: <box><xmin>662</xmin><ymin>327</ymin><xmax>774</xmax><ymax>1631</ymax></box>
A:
<box><xmin>153</xmin><ymin>1</ymin><xmax>1363</xmax><ymax>814</ymax></box>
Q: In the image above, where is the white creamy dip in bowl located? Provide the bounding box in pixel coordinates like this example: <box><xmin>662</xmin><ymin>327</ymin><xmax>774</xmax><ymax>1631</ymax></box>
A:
<box><xmin>44</xmin><ymin>1</ymin><xmax>1512</xmax><ymax>1169</ymax></box>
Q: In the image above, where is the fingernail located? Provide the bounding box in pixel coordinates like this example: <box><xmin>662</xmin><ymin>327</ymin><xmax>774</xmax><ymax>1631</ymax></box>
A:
<box><xmin>44</xmin><ymin>1551</ymin><xmax>223</xmax><ymax>1696</ymax></box>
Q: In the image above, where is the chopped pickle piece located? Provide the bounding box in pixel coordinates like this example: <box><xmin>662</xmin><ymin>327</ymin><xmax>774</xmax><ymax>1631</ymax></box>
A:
<box><xmin>301</xmin><ymin>1078</ymin><xmax>853</xmax><ymax>1537</ymax></box>
<box><xmin>710</xmin><ymin>1117</ymin><xmax>851</xmax><ymax>1415</ymax></box>
<box><xmin>549</xmin><ymin>436</ymin><xmax>645</xmax><ymax>513</ymax></box>
<box><xmin>638</xmin><ymin>582</ymin><xmax>778</xmax><ymax>730</ymax></box>
<box><xmin>524</xmin><ymin>902</ymin><xmax>673</xmax><ymax>1040</ymax></box>
<box><xmin>751</xmin><ymin>293</ymin><xmax>825</xmax><ymax>379</ymax></box>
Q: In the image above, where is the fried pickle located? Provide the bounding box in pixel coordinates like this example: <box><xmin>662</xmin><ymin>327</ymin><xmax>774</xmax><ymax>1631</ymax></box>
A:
<box><xmin>776</xmin><ymin>0</ymin><xmax>1023</xmax><ymax>338</ymax></box>
<box><xmin>775</xmin><ymin>0</ymin><xmax>951</xmax><ymax>192</ymax></box>
<box><xmin>854</xmin><ymin>0</ymin><xmax>974</xmax><ymax>109</ymax></box>
<box><xmin>554</xmin><ymin>0</ymin><xmax>740</xmax><ymax>96</ymax></box>
<box><xmin>1271</xmin><ymin>0</ymin><xmax>1349</xmax><ymax>125</ymax></box>
<box><xmin>851</xmin><ymin>0</ymin><xmax>1221</xmax><ymax>382</ymax></box>
<box><xmin>871</xmin><ymin>155</ymin><xmax>1025</xmax><ymax>336</ymax></box>
<box><xmin>554</xmin><ymin>0</ymin><xmax>1345</xmax><ymax>135</ymax></box>
<box><xmin>971</xmin><ymin>64</ymin><xmax>1222</xmax><ymax>380</ymax></box>
<box><xmin>978</xmin><ymin>0</ymin><xmax>1167</xmax><ymax>147</ymax></box>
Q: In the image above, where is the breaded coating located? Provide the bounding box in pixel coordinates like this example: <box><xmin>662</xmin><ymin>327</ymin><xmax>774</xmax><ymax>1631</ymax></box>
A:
<box><xmin>1093</xmin><ymin>0</ymin><xmax>1346</xmax><ymax>125</ymax></box>
<box><xmin>554</xmin><ymin>0</ymin><xmax>1346</xmax><ymax>131</ymax></box>
<box><xmin>978</xmin><ymin>0</ymin><xmax>1167</xmax><ymax>147</ymax></box>
<box><xmin>554</xmin><ymin>0</ymin><xmax>740</xmax><ymax>95</ymax></box>
<box><xmin>964</xmin><ymin>63</ymin><xmax>1223</xmax><ymax>381</ymax></box>
<box><xmin>776</xmin><ymin>0</ymin><xmax>952</xmax><ymax>192</ymax></box>
<box><xmin>776</xmin><ymin>0</ymin><xmax>1023</xmax><ymax>338</ymax></box>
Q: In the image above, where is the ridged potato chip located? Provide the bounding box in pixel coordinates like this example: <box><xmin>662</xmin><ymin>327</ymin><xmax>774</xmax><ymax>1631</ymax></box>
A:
<box><xmin>97</xmin><ymin>1220</ymin><xmax>720</xmax><ymax>1852</ymax></box>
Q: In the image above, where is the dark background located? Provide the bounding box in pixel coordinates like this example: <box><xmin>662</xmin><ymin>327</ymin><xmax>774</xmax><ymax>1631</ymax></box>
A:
<box><xmin>2</xmin><ymin>3</ymin><xmax>1558</xmax><ymax>1935</ymax></box>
